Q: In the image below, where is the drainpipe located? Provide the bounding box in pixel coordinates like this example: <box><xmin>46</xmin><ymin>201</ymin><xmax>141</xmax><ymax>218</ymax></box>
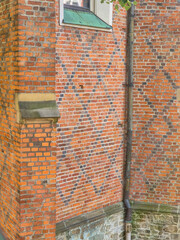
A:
<box><xmin>124</xmin><ymin>2</ymin><xmax>135</xmax><ymax>240</ymax></box>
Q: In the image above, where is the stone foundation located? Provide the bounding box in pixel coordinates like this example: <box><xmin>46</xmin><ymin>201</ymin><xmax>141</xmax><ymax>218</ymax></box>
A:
<box><xmin>131</xmin><ymin>202</ymin><xmax>180</xmax><ymax>240</ymax></box>
<box><xmin>56</xmin><ymin>202</ymin><xmax>124</xmax><ymax>240</ymax></box>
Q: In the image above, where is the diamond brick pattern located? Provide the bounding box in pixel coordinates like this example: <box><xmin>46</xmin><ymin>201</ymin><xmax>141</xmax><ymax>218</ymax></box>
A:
<box><xmin>130</xmin><ymin>0</ymin><xmax>180</xmax><ymax>205</ymax></box>
<box><xmin>55</xmin><ymin>8</ymin><xmax>127</xmax><ymax>221</ymax></box>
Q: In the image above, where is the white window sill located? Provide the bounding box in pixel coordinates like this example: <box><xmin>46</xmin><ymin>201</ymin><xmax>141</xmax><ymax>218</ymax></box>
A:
<box><xmin>60</xmin><ymin>22</ymin><xmax>113</xmax><ymax>32</ymax></box>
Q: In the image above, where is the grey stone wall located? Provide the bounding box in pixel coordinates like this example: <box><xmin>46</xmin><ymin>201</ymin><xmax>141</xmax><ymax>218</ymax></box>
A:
<box><xmin>131</xmin><ymin>202</ymin><xmax>180</xmax><ymax>240</ymax></box>
<box><xmin>57</xmin><ymin>201</ymin><xmax>180</xmax><ymax>240</ymax></box>
<box><xmin>56</xmin><ymin>203</ymin><xmax>124</xmax><ymax>240</ymax></box>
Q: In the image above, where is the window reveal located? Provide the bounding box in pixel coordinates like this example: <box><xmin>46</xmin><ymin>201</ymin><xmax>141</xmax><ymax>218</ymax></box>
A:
<box><xmin>60</xmin><ymin>0</ymin><xmax>112</xmax><ymax>29</ymax></box>
<box><xmin>64</xmin><ymin>0</ymin><xmax>90</xmax><ymax>9</ymax></box>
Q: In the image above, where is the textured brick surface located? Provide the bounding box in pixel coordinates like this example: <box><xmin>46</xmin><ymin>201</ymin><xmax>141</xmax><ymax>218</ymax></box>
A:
<box><xmin>55</xmin><ymin>4</ymin><xmax>127</xmax><ymax>223</ymax></box>
<box><xmin>20</xmin><ymin>123</ymin><xmax>57</xmax><ymax>240</ymax></box>
<box><xmin>18</xmin><ymin>0</ymin><xmax>56</xmax><ymax>93</ymax></box>
<box><xmin>0</xmin><ymin>0</ymin><xmax>20</xmax><ymax>239</ymax></box>
<box><xmin>1</xmin><ymin>0</ymin><xmax>180</xmax><ymax>239</ymax></box>
<box><xmin>0</xmin><ymin>0</ymin><xmax>57</xmax><ymax>238</ymax></box>
<box><xmin>130</xmin><ymin>0</ymin><xmax>180</xmax><ymax>205</ymax></box>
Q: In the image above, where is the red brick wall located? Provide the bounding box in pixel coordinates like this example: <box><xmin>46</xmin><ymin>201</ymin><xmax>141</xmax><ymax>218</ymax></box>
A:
<box><xmin>1</xmin><ymin>0</ymin><xmax>58</xmax><ymax>239</ymax></box>
<box><xmin>20</xmin><ymin>123</ymin><xmax>57</xmax><ymax>240</ymax></box>
<box><xmin>18</xmin><ymin>0</ymin><xmax>56</xmax><ymax>93</ymax></box>
<box><xmin>0</xmin><ymin>0</ymin><xmax>20</xmax><ymax>239</ymax></box>
<box><xmin>55</xmin><ymin>4</ymin><xmax>127</xmax><ymax>222</ymax></box>
<box><xmin>131</xmin><ymin>0</ymin><xmax>180</xmax><ymax>205</ymax></box>
<box><xmin>16</xmin><ymin>0</ymin><xmax>58</xmax><ymax>238</ymax></box>
<box><xmin>1</xmin><ymin>0</ymin><xmax>179</xmax><ymax>238</ymax></box>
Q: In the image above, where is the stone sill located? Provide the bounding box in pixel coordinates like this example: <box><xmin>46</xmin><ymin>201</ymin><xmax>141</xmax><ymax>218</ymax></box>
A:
<box><xmin>56</xmin><ymin>202</ymin><xmax>124</xmax><ymax>234</ymax></box>
<box><xmin>131</xmin><ymin>201</ymin><xmax>180</xmax><ymax>214</ymax></box>
<box><xmin>16</xmin><ymin>93</ymin><xmax>60</xmax><ymax>123</ymax></box>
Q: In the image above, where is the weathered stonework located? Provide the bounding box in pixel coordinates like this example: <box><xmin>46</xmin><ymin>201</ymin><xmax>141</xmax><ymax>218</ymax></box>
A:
<box><xmin>132</xmin><ymin>211</ymin><xmax>180</xmax><ymax>240</ymax></box>
<box><xmin>56</xmin><ymin>203</ymin><xmax>124</xmax><ymax>240</ymax></box>
<box><xmin>132</xmin><ymin>202</ymin><xmax>180</xmax><ymax>240</ymax></box>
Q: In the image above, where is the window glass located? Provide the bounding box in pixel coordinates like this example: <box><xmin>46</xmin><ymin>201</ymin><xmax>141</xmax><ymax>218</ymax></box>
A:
<box><xmin>64</xmin><ymin>0</ymin><xmax>90</xmax><ymax>9</ymax></box>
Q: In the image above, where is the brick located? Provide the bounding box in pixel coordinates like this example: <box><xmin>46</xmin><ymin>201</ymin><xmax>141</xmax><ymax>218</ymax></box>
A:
<box><xmin>1</xmin><ymin>0</ymin><xmax>179</xmax><ymax>239</ymax></box>
<box><xmin>130</xmin><ymin>0</ymin><xmax>179</xmax><ymax>206</ymax></box>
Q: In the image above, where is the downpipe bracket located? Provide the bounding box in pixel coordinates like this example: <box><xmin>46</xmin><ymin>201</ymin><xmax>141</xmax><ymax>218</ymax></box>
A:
<box><xmin>125</xmin><ymin>223</ymin><xmax>132</xmax><ymax>240</ymax></box>
<box><xmin>125</xmin><ymin>223</ymin><xmax>132</xmax><ymax>233</ymax></box>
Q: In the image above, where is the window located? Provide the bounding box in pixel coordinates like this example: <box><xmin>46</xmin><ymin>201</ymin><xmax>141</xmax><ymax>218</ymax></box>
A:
<box><xmin>60</xmin><ymin>0</ymin><xmax>112</xmax><ymax>30</ymax></box>
<box><xmin>64</xmin><ymin>0</ymin><xmax>90</xmax><ymax>9</ymax></box>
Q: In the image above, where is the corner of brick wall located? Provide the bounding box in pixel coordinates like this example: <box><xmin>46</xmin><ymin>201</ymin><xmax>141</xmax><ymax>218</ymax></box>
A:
<box><xmin>0</xmin><ymin>0</ymin><xmax>20</xmax><ymax>238</ymax></box>
<box><xmin>0</xmin><ymin>0</ymin><xmax>58</xmax><ymax>238</ymax></box>
<box><xmin>17</xmin><ymin>0</ymin><xmax>57</xmax><ymax>238</ymax></box>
